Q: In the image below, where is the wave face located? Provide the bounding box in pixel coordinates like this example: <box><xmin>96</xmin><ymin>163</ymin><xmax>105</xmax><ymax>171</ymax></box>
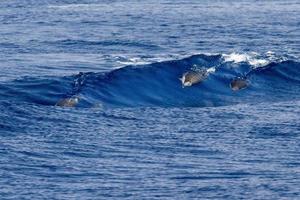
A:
<box><xmin>0</xmin><ymin>53</ymin><xmax>299</xmax><ymax>108</ymax></box>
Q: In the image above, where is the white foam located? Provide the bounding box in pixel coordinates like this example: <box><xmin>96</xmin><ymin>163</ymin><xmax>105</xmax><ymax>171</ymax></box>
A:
<box><xmin>115</xmin><ymin>54</ymin><xmax>186</xmax><ymax>67</ymax></box>
<box><xmin>223</xmin><ymin>53</ymin><xmax>251</xmax><ymax>63</ymax></box>
<box><xmin>206</xmin><ymin>67</ymin><xmax>216</xmax><ymax>73</ymax></box>
<box><xmin>115</xmin><ymin>52</ymin><xmax>285</xmax><ymax>71</ymax></box>
<box><xmin>266</xmin><ymin>51</ymin><xmax>275</xmax><ymax>55</ymax></box>
<box><xmin>117</xmin><ymin>57</ymin><xmax>150</xmax><ymax>65</ymax></box>
<box><xmin>222</xmin><ymin>52</ymin><xmax>271</xmax><ymax>68</ymax></box>
<box><xmin>248</xmin><ymin>59</ymin><xmax>269</xmax><ymax>66</ymax></box>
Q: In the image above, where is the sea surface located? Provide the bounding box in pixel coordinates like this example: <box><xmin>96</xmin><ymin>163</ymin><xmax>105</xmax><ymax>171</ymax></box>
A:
<box><xmin>0</xmin><ymin>0</ymin><xmax>300</xmax><ymax>199</ymax></box>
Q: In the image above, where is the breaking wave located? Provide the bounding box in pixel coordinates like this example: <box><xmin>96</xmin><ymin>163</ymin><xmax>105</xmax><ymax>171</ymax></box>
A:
<box><xmin>0</xmin><ymin>53</ymin><xmax>299</xmax><ymax>108</ymax></box>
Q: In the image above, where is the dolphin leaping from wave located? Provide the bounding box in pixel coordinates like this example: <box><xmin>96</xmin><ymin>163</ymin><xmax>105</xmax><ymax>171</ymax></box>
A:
<box><xmin>180</xmin><ymin>69</ymin><xmax>210</xmax><ymax>87</ymax></box>
<box><xmin>55</xmin><ymin>96</ymin><xmax>79</xmax><ymax>107</ymax></box>
<box><xmin>230</xmin><ymin>78</ymin><xmax>249</xmax><ymax>91</ymax></box>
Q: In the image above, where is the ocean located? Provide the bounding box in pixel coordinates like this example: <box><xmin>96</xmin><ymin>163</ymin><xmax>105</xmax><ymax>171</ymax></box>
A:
<box><xmin>0</xmin><ymin>0</ymin><xmax>299</xmax><ymax>199</ymax></box>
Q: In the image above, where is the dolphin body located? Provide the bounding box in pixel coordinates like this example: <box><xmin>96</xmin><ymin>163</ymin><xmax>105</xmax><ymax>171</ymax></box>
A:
<box><xmin>230</xmin><ymin>78</ymin><xmax>249</xmax><ymax>91</ymax></box>
<box><xmin>55</xmin><ymin>96</ymin><xmax>79</xmax><ymax>107</ymax></box>
<box><xmin>180</xmin><ymin>69</ymin><xmax>208</xmax><ymax>87</ymax></box>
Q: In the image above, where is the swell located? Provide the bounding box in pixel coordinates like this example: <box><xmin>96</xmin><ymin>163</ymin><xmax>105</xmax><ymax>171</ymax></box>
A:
<box><xmin>0</xmin><ymin>53</ymin><xmax>299</xmax><ymax>108</ymax></box>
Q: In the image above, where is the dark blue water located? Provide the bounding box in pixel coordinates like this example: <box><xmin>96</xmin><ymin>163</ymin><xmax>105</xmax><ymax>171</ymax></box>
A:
<box><xmin>1</xmin><ymin>0</ymin><xmax>300</xmax><ymax>199</ymax></box>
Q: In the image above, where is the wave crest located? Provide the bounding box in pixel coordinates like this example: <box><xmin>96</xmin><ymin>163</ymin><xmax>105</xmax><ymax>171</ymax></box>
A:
<box><xmin>0</xmin><ymin>53</ymin><xmax>299</xmax><ymax>108</ymax></box>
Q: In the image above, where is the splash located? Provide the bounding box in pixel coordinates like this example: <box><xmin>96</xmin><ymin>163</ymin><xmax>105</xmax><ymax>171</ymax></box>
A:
<box><xmin>222</xmin><ymin>52</ymin><xmax>286</xmax><ymax>68</ymax></box>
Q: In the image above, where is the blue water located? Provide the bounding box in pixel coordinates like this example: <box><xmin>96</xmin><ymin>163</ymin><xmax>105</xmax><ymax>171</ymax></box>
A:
<box><xmin>1</xmin><ymin>0</ymin><xmax>300</xmax><ymax>199</ymax></box>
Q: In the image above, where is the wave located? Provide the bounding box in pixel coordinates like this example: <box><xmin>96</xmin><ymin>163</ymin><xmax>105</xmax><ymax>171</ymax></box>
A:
<box><xmin>0</xmin><ymin>53</ymin><xmax>299</xmax><ymax>108</ymax></box>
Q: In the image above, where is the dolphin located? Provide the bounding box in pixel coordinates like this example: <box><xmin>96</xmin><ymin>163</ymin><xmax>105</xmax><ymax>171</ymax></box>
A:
<box><xmin>180</xmin><ymin>69</ymin><xmax>208</xmax><ymax>87</ymax></box>
<box><xmin>230</xmin><ymin>78</ymin><xmax>249</xmax><ymax>91</ymax></box>
<box><xmin>55</xmin><ymin>96</ymin><xmax>79</xmax><ymax>107</ymax></box>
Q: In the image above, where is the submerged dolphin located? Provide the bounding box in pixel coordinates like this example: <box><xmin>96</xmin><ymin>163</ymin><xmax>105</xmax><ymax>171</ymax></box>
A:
<box><xmin>230</xmin><ymin>78</ymin><xmax>249</xmax><ymax>91</ymax></box>
<box><xmin>55</xmin><ymin>96</ymin><xmax>79</xmax><ymax>107</ymax></box>
<box><xmin>180</xmin><ymin>69</ymin><xmax>208</xmax><ymax>87</ymax></box>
